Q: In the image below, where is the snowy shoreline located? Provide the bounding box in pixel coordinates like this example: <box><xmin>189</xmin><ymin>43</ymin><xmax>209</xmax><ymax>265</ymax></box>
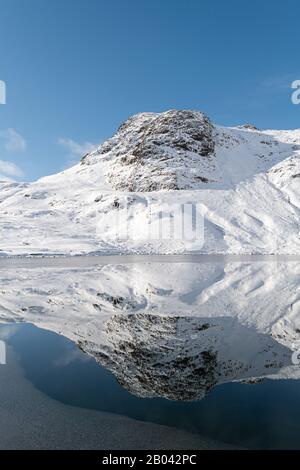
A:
<box><xmin>0</xmin><ymin>253</ymin><xmax>299</xmax><ymax>270</ymax></box>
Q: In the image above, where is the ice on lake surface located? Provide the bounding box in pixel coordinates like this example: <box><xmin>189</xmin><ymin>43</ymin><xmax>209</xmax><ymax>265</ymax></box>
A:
<box><xmin>0</xmin><ymin>257</ymin><xmax>299</xmax><ymax>449</ymax></box>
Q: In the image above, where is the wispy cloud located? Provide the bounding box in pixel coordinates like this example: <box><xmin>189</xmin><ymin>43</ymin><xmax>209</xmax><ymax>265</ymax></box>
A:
<box><xmin>0</xmin><ymin>160</ymin><xmax>23</xmax><ymax>178</ymax></box>
<box><xmin>0</xmin><ymin>128</ymin><xmax>26</xmax><ymax>180</ymax></box>
<box><xmin>0</xmin><ymin>128</ymin><xmax>27</xmax><ymax>152</ymax></box>
<box><xmin>58</xmin><ymin>138</ymin><xmax>97</xmax><ymax>157</ymax></box>
<box><xmin>259</xmin><ymin>74</ymin><xmax>298</xmax><ymax>95</ymax></box>
<box><xmin>58</xmin><ymin>137</ymin><xmax>98</xmax><ymax>169</ymax></box>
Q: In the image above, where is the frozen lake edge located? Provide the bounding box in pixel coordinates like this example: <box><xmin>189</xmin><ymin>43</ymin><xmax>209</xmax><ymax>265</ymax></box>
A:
<box><xmin>0</xmin><ymin>253</ymin><xmax>299</xmax><ymax>270</ymax></box>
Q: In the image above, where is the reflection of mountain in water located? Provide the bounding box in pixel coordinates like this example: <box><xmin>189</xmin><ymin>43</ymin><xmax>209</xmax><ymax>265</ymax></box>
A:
<box><xmin>84</xmin><ymin>313</ymin><xmax>292</xmax><ymax>400</ymax></box>
<box><xmin>0</xmin><ymin>260</ymin><xmax>299</xmax><ymax>400</ymax></box>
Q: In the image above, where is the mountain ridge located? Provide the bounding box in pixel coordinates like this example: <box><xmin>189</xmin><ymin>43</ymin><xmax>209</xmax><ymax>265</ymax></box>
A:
<box><xmin>0</xmin><ymin>109</ymin><xmax>299</xmax><ymax>256</ymax></box>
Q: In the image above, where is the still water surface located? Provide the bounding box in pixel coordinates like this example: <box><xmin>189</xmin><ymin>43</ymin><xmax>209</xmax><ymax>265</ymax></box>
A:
<box><xmin>0</xmin><ymin>257</ymin><xmax>299</xmax><ymax>449</ymax></box>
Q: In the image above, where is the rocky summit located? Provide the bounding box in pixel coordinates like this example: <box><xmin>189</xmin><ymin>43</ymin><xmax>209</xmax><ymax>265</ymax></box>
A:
<box><xmin>83</xmin><ymin>109</ymin><xmax>216</xmax><ymax>191</ymax></box>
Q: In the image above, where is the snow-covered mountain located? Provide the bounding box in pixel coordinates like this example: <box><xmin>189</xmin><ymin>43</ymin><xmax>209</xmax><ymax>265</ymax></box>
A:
<box><xmin>0</xmin><ymin>109</ymin><xmax>299</xmax><ymax>255</ymax></box>
<box><xmin>0</xmin><ymin>260</ymin><xmax>299</xmax><ymax>400</ymax></box>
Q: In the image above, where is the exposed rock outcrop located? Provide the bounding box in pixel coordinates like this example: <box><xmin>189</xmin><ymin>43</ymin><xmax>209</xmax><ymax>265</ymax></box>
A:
<box><xmin>84</xmin><ymin>110</ymin><xmax>215</xmax><ymax>191</ymax></box>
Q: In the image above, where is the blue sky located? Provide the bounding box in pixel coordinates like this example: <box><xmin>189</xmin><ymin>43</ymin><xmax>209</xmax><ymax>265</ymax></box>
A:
<box><xmin>0</xmin><ymin>0</ymin><xmax>300</xmax><ymax>181</ymax></box>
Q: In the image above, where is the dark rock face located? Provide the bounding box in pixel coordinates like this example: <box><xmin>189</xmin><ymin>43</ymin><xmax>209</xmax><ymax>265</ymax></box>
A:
<box><xmin>100</xmin><ymin>313</ymin><xmax>218</xmax><ymax>401</ymax></box>
<box><xmin>85</xmin><ymin>110</ymin><xmax>216</xmax><ymax>191</ymax></box>
<box><xmin>79</xmin><ymin>312</ymin><xmax>292</xmax><ymax>402</ymax></box>
<box><xmin>127</xmin><ymin>110</ymin><xmax>214</xmax><ymax>159</ymax></box>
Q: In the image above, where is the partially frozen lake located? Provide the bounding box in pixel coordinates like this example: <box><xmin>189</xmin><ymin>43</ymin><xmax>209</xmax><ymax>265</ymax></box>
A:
<box><xmin>0</xmin><ymin>257</ymin><xmax>299</xmax><ymax>449</ymax></box>
<box><xmin>0</xmin><ymin>253</ymin><xmax>299</xmax><ymax>269</ymax></box>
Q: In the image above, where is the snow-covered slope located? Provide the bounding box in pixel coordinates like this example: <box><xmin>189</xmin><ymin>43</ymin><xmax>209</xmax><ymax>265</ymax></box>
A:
<box><xmin>0</xmin><ymin>110</ymin><xmax>299</xmax><ymax>255</ymax></box>
<box><xmin>0</xmin><ymin>260</ymin><xmax>299</xmax><ymax>399</ymax></box>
